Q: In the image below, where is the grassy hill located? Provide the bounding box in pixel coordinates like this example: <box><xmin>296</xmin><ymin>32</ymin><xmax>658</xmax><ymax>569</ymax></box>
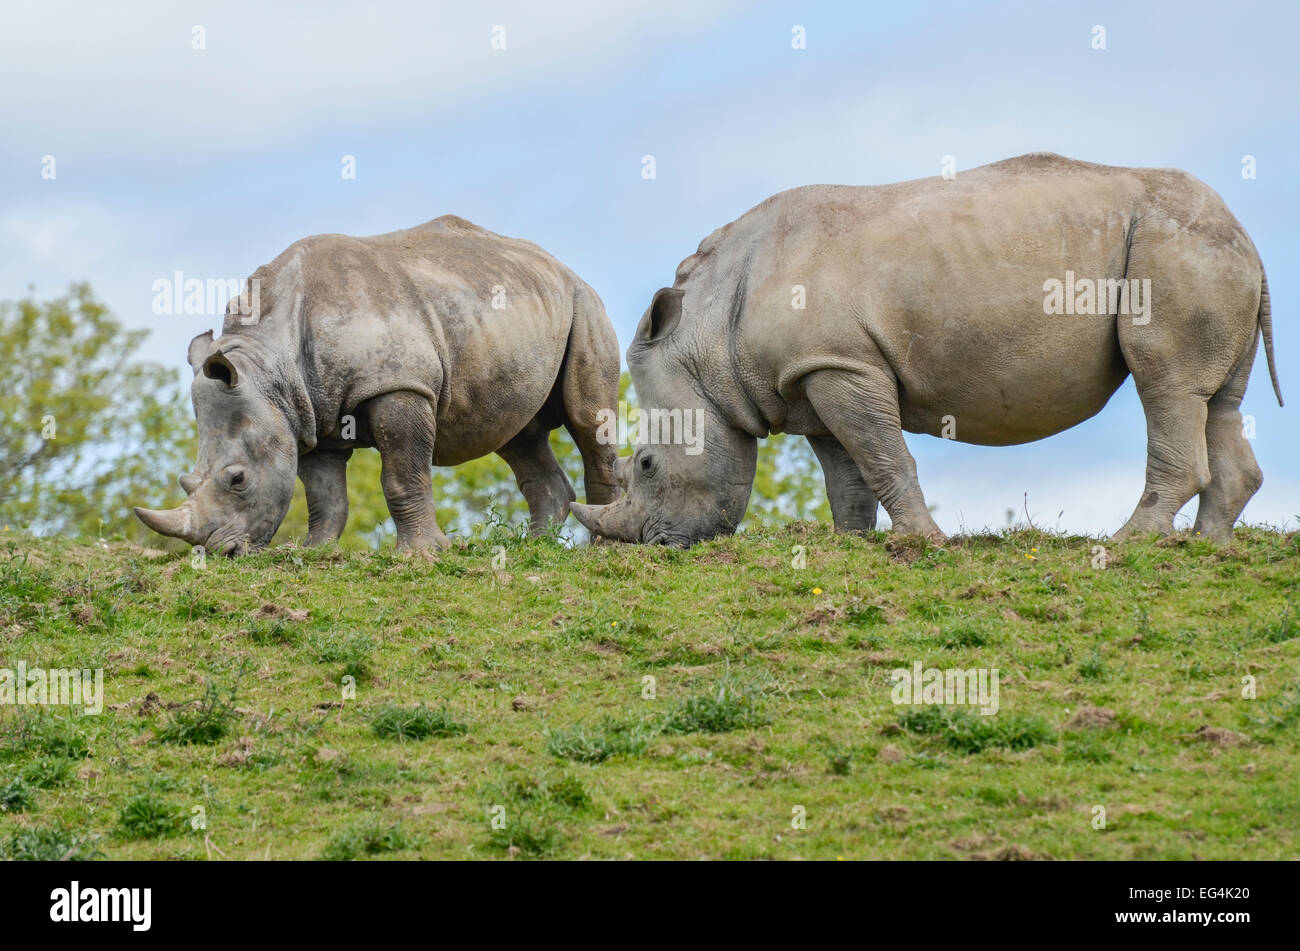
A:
<box><xmin>1</xmin><ymin>525</ymin><xmax>1296</xmax><ymax>860</ymax></box>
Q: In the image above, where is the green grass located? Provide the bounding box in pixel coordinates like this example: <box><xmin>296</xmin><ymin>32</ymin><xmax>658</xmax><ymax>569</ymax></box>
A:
<box><xmin>370</xmin><ymin>704</ymin><xmax>467</xmax><ymax>740</ymax></box>
<box><xmin>319</xmin><ymin>819</ymin><xmax>411</xmax><ymax>860</ymax></box>
<box><xmin>117</xmin><ymin>788</ymin><xmax>187</xmax><ymax>840</ymax></box>
<box><xmin>0</xmin><ymin>525</ymin><xmax>1296</xmax><ymax>859</ymax></box>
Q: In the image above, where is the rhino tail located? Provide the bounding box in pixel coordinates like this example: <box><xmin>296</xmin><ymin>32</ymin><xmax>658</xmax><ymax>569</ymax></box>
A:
<box><xmin>1259</xmin><ymin>268</ymin><xmax>1283</xmax><ymax>407</ymax></box>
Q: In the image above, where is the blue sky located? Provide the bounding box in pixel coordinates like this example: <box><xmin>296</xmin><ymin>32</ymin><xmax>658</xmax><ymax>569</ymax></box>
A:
<box><xmin>1</xmin><ymin>0</ymin><xmax>1295</xmax><ymax>534</ymax></box>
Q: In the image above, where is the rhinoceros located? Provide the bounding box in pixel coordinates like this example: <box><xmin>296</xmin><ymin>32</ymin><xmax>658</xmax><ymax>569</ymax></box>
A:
<box><xmin>136</xmin><ymin>215</ymin><xmax>620</xmax><ymax>554</ymax></box>
<box><xmin>571</xmin><ymin>153</ymin><xmax>1282</xmax><ymax>546</ymax></box>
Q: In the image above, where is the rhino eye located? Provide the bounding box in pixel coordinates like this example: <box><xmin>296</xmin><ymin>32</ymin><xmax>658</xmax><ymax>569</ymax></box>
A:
<box><xmin>225</xmin><ymin>466</ymin><xmax>247</xmax><ymax>491</ymax></box>
<box><xmin>640</xmin><ymin>456</ymin><xmax>653</xmax><ymax>471</ymax></box>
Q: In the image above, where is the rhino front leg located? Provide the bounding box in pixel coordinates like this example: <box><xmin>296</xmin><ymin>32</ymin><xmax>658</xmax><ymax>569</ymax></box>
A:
<box><xmin>498</xmin><ymin>417</ymin><xmax>576</xmax><ymax>535</ymax></box>
<box><xmin>298</xmin><ymin>448</ymin><xmax>353</xmax><ymax>545</ymax></box>
<box><xmin>803</xmin><ymin>368</ymin><xmax>944</xmax><ymax>541</ymax></box>
<box><xmin>367</xmin><ymin>391</ymin><xmax>450</xmax><ymax>552</ymax></box>
<box><xmin>808</xmin><ymin>434</ymin><xmax>878</xmax><ymax>533</ymax></box>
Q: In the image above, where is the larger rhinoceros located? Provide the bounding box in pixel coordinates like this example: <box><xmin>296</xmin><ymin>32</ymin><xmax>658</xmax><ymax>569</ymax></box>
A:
<box><xmin>136</xmin><ymin>215</ymin><xmax>620</xmax><ymax>554</ymax></box>
<box><xmin>572</xmin><ymin>153</ymin><xmax>1282</xmax><ymax>546</ymax></box>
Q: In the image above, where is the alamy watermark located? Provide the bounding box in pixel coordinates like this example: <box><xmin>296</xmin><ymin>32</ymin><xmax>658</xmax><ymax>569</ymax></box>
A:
<box><xmin>890</xmin><ymin>661</ymin><xmax>1000</xmax><ymax>715</ymax></box>
<box><xmin>152</xmin><ymin>272</ymin><xmax>261</xmax><ymax>323</ymax></box>
<box><xmin>596</xmin><ymin>401</ymin><xmax>704</xmax><ymax>455</ymax></box>
<box><xmin>0</xmin><ymin>662</ymin><xmax>104</xmax><ymax>715</ymax></box>
<box><xmin>1043</xmin><ymin>271</ymin><xmax>1150</xmax><ymax>325</ymax></box>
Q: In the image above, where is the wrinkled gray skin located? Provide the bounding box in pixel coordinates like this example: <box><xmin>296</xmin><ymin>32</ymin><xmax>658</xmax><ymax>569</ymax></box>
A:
<box><xmin>136</xmin><ymin>216</ymin><xmax>620</xmax><ymax>554</ymax></box>
<box><xmin>572</xmin><ymin>154</ymin><xmax>1282</xmax><ymax>546</ymax></box>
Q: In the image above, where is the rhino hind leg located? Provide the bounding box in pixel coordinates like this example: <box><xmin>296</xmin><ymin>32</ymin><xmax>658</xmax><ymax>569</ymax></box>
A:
<box><xmin>1193</xmin><ymin>341</ymin><xmax>1264</xmax><ymax>542</ymax></box>
<box><xmin>803</xmin><ymin>368</ymin><xmax>944</xmax><ymax>541</ymax></box>
<box><xmin>299</xmin><ymin>448</ymin><xmax>353</xmax><ymax>545</ymax></box>
<box><xmin>498</xmin><ymin>417</ymin><xmax>576</xmax><ymax>536</ymax></box>
<box><xmin>559</xmin><ymin>285</ymin><xmax>620</xmax><ymax>506</ymax></box>
<box><xmin>1113</xmin><ymin>238</ymin><xmax>1263</xmax><ymax>542</ymax></box>
<box><xmin>1193</xmin><ymin>406</ymin><xmax>1262</xmax><ymax>541</ymax></box>
<box><xmin>1112</xmin><ymin>392</ymin><xmax>1210</xmax><ymax>542</ymax></box>
<box><xmin>367</xmin><ymin>391</ymin><xmax>450</xmax><ymax>551</ymax></box>
<box><xmin>808</xmin><ymin>434</ymin><xmax>878</xmax><ymax>533</ymax></box>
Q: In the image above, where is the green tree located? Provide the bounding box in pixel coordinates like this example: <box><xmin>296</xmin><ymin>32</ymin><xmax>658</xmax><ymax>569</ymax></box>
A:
<box><xmin>0</xmin><ymin>284</ymin><xmax>195</xmax><ymax>544</ymax></box>
<box><xmin>747</xmin><ymin>432</ymin><xmax>830</xmax><ymax>526</ymax></box>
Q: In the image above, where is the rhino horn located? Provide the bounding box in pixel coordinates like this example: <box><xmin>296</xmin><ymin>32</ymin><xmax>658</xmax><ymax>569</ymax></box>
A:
<box><xmin>134</xmin><ymin>504</ymin><xmax>195</xmax><ymax>541</ymax></box>
<box><xmin>179</xmin><ymin>472</ymin><xmax>201</xmax><ymax>495</ymax></box>
<box><xmin>570</xmin><ymin>499</ymin><xmax>640</xmax><ymax>542</ymax></box>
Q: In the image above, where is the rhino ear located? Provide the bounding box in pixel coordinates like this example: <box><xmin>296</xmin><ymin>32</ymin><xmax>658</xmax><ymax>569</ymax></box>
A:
<box><xmin>187</xmin><ymin>331</ymin><xmax>215</xmax><ymax>373</ymax></box>
<box><xmin>201</xmin><ymin>350</ymin><xmax>239</xmax><ymax>387</ymax></box>
<box><xmin>635</xmin><ymin>287</ymin><xmax>684</xmax><ymax>343</ymax></box>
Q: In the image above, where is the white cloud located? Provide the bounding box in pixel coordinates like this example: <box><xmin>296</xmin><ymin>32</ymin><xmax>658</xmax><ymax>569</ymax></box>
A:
<box><xmin>0</xmin><ymin>0</ymin><xmax>745</xmax><ymax>164</ymax></box>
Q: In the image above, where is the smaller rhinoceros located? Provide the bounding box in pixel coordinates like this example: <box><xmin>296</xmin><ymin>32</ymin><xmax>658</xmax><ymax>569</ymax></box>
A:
<box><xmin>136</xmin><ymin>216</ymin><xmax>620</xmax><ymax>554</ymax></box>
<box><xmin>571</xmin><ymin>153</ymin><xmax>1282</xmax><ymax>546</ymax></box>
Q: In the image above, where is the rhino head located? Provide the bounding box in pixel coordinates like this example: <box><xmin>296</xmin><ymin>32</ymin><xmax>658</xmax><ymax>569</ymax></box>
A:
<box><xmin>134</xmin><ymin>331</ymin><xmax>299</xmax><ymax>555</ymax></box>
<box><xmin>570</xmin><ymin>287</ymin><xmax>757</xmax><ymax>546</ymax></box>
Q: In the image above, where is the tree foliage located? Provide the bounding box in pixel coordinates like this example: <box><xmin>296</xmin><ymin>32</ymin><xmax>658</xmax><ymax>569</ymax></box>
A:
<box><xmin>0</xmin><ymin>285</ymin><xmax>195</xmax><ymax>543</ymax></box>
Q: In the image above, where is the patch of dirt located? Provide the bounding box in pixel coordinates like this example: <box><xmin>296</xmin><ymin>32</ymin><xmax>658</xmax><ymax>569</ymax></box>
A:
<box><xmin>137</xmin><ymin>692</ymin><xmax>162</xmax><ymax>717</ymax></box>
<box><xmin>312</xmin><ymin>746</ymin><xmax>345</xmax><ymax>765</ymax></box>
<box><xmin>1030</xmin><ymin>794</ymin><xmax>1070</xmax><ymax>812</ymax></box>
<box><xmin>251</xmin><ymin>603</ymin><xmax>309</xmax><ymax>622</ymax></box>
<box><xmin>988</xmin><ymin>844</ymin><xmax>1038</xmax><ymax>861</ymax></box>
<box><xmin>861</xmin><ymin>652</ymin><xmax>899</xmax><ymax>667</ymax></box>
<box><xmin>695</xmin><ymin>548</ymin><xmax>737</xmax><ymax>565</ymax></box>
<box><xmin>950</xmin><ymin>833</ymin><xmax>1002</xmax><ymax>852</ymax></box>
<box><xmin>878</xmin><ymin>743</ymin><xmax>905</xmax><ymax>763</ymax></box>
<box><xmin>511</xmin><ymin>695</ymin><xmax>531</xmax><ymax>712</ymax></box>
<box><xmin>801</xmin><ymin>604</ymin><xmax>847</xmax><ymax>625</ymax></box>
<box><xmin>1020</xmin><ymin>679</ymin><xmax>1057</xmax><ymax>692</ymax></box>
<box><xmin>1183</xmin><ymin>690</ymin><xmax>1228</xmax><ymax>703</ymax></box>
<box><xmin>217</xmin><ymin>736</ymin><xmax>256</xmax><ymax>767</ymax></box>
<box><xmin>233</xmin><ymin>707</ymin><xmax>275</xmax><ymax>729</ymax></box>
<box><xmin>877</xmin><ymin>805</ymin><xmax>911</xmax><ymax>824</ymax></box>
<box><xmin>965</xmin><ymin>842</ymin><xmax>1043</xmax><ymax>861</ymax></box>
<box><xmin>1185</xmin><ymin>725</ymin><xmax>1250</xmax><ymax>748</ymax></box>
<box><xmin>1065</xmin><ymin>706</ymin><xmax>1118</xmax><ymax>730</ymax></box>
<box><xmin>885</xmin><ymin>536</ymin><xmax>927</xmax><ymax>565</ymax></box>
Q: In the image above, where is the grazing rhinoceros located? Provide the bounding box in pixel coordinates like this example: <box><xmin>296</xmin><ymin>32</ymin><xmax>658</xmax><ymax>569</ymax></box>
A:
<box><xmin>572</xmin><ymin>153</ymin><xmax>1282</xmax><ymax>546</ymax></box>
<box><xmin>136</xmin><ymin>216</ymin><xmax>620</xmax><ymax>554</ymax></box>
